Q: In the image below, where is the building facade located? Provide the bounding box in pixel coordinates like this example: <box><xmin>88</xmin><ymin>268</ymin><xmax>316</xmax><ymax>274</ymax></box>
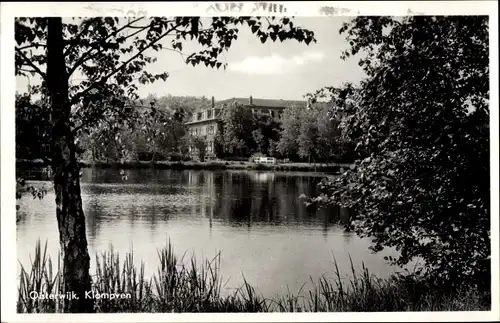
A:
<box><xmin>185</xmin><ymin>96</ymin><xmax>308</xmax><ymax>159</ymax></box>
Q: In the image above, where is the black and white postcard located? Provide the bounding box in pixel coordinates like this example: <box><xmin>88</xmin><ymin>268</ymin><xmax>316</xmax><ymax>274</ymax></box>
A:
<box><xmin>1</xmin><ymin>1</ymin><xmax>498</xmax><ymax>322</ymax></box>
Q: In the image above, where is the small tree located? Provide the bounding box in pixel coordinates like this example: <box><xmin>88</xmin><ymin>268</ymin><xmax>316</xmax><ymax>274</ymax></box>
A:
<box><xmin>297</xmin><ymin>108</ymin><xmax>319</xmax><ymax>164</ymax></box>
<box><xmin>218</xmin><ymin>102</ymin><xmax>254</xmax><ymax>157</ymax></box>
<box><xmin>277</xmin><ymin>105</ymin><xmax>302</xmax><ymax>160</ymax></box>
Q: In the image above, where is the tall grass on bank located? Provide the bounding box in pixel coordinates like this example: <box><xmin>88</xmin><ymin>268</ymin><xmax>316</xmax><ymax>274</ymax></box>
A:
<box><xmin>17</xmin><ymin>239</ymin><xmax>490</xmax><ymax>313</ymax></box>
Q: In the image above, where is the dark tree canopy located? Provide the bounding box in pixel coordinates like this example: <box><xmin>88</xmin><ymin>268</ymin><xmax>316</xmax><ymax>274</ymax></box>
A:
<box><xmin>309</xmin><ymin>16</ymin><xmax>490</xmax><ymax>290</ymax></box>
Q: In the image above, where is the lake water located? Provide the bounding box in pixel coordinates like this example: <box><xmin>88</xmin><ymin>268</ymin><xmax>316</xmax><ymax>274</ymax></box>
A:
<box><xmin>16</xmin><ymin>168</ymin><xmax>407</xmax><ymax>298</ymax></box>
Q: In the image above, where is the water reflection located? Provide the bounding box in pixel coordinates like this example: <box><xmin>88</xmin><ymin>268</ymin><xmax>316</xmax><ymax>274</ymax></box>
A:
<box><xmin>75</xmin><ymin>169</ymin><xmax>352</xmax><ymax>238</ymax></box>
<box><xmin>17</xmin><ymin>168</ymin><xmax>403</xmax><ymax>298</ymax></box>
<box><xmin>204</xmin><ymin>170</ymin><xmax>350</xmax><ymax>230</ymax></box>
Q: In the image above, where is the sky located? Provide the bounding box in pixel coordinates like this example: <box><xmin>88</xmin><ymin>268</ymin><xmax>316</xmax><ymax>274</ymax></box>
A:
<box><xmin>16</xmin><ymin>17</ymin><xmax>367</xmax><ymax>101</ymax></box>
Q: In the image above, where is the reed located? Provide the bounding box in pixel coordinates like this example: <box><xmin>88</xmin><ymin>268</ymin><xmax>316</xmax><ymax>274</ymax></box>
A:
<box><xmin>17</xmin><ymin>239</ymin><xmax>490</xmax><ymax>313</ymax></box>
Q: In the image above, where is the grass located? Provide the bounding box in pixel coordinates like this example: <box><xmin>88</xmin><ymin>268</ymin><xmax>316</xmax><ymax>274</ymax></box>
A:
<box><xmin>17</xmin><ymin>239</ymin><xmax>491</xmax><ymax>313</ymax></box>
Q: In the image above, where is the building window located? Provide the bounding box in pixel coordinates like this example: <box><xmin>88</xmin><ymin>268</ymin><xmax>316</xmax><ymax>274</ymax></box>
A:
<box><xmin>197</xmin><ymin>112</ymin><xmax>202</xmax><ymax>120</ymax></box>
<box><xmin>208</xmin><ymin>125</ymin><xmax>215</xmax><ymax>135</ymax></box>
<box><xmin>207</xmin><ymin>109</ymin><xmax>213</xmax><ymax>119</ymax></box>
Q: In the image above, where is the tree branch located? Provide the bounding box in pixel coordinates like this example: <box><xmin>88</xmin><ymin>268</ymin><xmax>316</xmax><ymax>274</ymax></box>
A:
<box><xmin>15</xmin><ymin>48</ymin><xmax>47</xmax><ymax>81</ymax></box>
<box><xmin>66</xmin><ymin>17</ymin><xmax>146</xmax><ymax>77</ymax></box>
<box><xmin>70</xmin><ymin>22</ymin><xmax>181</xmax><ymax>107</ymax></box>
<box><xmin>127</xmin><ymin>24</ymin><xmax>154</xmax><ymax>29</ymax></box>
<box><xmin>67</xmin><ymin>25</ymin><xmax>151</xmax><ymax>78</ymax></box>
<box><xmin>17</xmin><ymin>43</ymin><xmax>47</xmax><ymax>50</ymax></box>
<box><xmin>160</xmin><ymin>47</ymin><xmax>187</xmax><ymax>62</ymax></box>
<box><xmin>72</xmin><ymin>112</ymin><xmax>100</xmax><ymax>135</ymax></box>
<box><xmin>18</xmin><ymin>68</ymin><xmax>38</xmax><ymax>73</ymax></box>
<box><xmin>71</xmin><ymin>97</ymin><xmax>127</xmax><ymax>135</ymax></box>
<box><xmin>72</xmin><ymin>100</ymin><xmax>172</xmax><ymax>135</ymax></box>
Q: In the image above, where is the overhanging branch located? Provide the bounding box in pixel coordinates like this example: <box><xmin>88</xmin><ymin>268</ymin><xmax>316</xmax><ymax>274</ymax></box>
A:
<box><xmin>18</xmin><ymin>68</ymin><xmax>38</xmax><ymax>74</ymax></box>
<box><xmin>17</xmin><ymin>43</ymin><xmax>47</xmax><ymax>50</ymax></box>
<box><xmin>70</xmin><ymin>22</ymin><xmax>181</xmax><ymax>107</ymax></box>
<box><xmin>66</xmin><ymin>17</ymin><xmax>146</xmax><ymax>77</ymax></box>
<box><xmin>15</xmin><ymin>48</ymin><xmax>47</xmax><ymax>81</ymax></box>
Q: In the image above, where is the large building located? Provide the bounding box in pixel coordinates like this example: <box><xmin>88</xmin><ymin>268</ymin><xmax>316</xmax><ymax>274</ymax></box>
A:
<box><xmin>185</xmin><ymin>96</ymin><xmax>309</xmax><ymax>159</ymax></box>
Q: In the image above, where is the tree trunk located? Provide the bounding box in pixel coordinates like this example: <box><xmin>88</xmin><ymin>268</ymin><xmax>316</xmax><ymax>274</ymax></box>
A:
<box><xmin>47</xmin><ymin>18</ymin><xmax>94</xmax><ymax>313</ymax></box>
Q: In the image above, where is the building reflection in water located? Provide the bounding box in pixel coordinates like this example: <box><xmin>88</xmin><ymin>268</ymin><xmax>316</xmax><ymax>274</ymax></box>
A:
<box><xmin>82</xmin><ymin>168</ymin><xmax>354</xmax><ymax>239</ymax></box>
<box><xmin>189</xmin><ymin>171</ymin><xmax>216</xmax><ymax>233</ymax></box>
<box><xmin>187</xmin><ymin>170</ymin><xmax>353</xmax><ymax>233</ymax></box>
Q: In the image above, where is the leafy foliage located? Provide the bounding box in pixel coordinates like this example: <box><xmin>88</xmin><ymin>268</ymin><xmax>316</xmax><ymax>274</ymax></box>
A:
<box><xmin>310</xmin><ymin>16</ymin><xmax>490</xmax><ymax>290</ymax></box>
<box><xmin>277</xmin><ymin>105</ymin><xmax>302</xmax><ymax>159</ymax></box>
<box><xmin>277</xmin><ymin>103</ymin><xmax>347</xmax><ymax>163</ymax></box>
<box><xmin>217</xmin><ymin>102</ymin><xmax>255</xmax><ymax>157</ymax></box>
<box><xmin>76</xmin><ymin>95</ymin><xmax>207</xmax><ymax>162</ymax></box>
<box><xmin>15</xmin><ymin>94</ymin><xmax>51</xmax><ymax>162</ymax></box>
<box><xmin>186</xmin><ymin>134</ymin><xmax>208</xmax><ymax>161</ymax></box>
<box><xmin>252</xmin><ymin>111</ymin><xmax>282</xmax><ymax>157</ymax></box>
<box><xmin>215</xmin><ymin>102</ymin><xmax>282</xmax><ymax>158</ymax></box>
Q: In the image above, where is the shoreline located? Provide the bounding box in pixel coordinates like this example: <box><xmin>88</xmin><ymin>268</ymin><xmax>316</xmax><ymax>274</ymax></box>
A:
<box><xmin>17</xmin><ymin>159</ymin><xmax>354</xmax><ymax>174</ymax></box>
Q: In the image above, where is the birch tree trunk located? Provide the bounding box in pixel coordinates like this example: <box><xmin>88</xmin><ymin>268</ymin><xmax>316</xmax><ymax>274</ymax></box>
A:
<box><xmin>47</xmin><ymin>17</ymin><xmax>94</xmax><ymax>313</ymax></box>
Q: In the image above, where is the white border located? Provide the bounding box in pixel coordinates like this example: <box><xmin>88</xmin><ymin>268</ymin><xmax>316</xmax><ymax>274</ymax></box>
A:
<box><xmin>1</xmin><ymin>1</ymin><xmax>498</xmax><ymax>322</ymax></box>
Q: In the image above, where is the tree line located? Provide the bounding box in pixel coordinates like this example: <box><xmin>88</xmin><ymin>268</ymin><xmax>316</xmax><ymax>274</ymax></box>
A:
<box><xmin>17</xmin><ymin>95</ymin><xmax>356</xmax><ymax>164</ymax></box>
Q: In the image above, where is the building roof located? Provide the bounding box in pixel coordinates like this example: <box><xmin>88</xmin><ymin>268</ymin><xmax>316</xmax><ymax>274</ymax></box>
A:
<box><xmin>216</xmin><ymin>97</ymin><xmax>308</xmax><ymax>109</ymax></box>
<box><xmin>185</xmin><ymin>97</ymin><xmax>316</xmax><ymax>125</ymax></box>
